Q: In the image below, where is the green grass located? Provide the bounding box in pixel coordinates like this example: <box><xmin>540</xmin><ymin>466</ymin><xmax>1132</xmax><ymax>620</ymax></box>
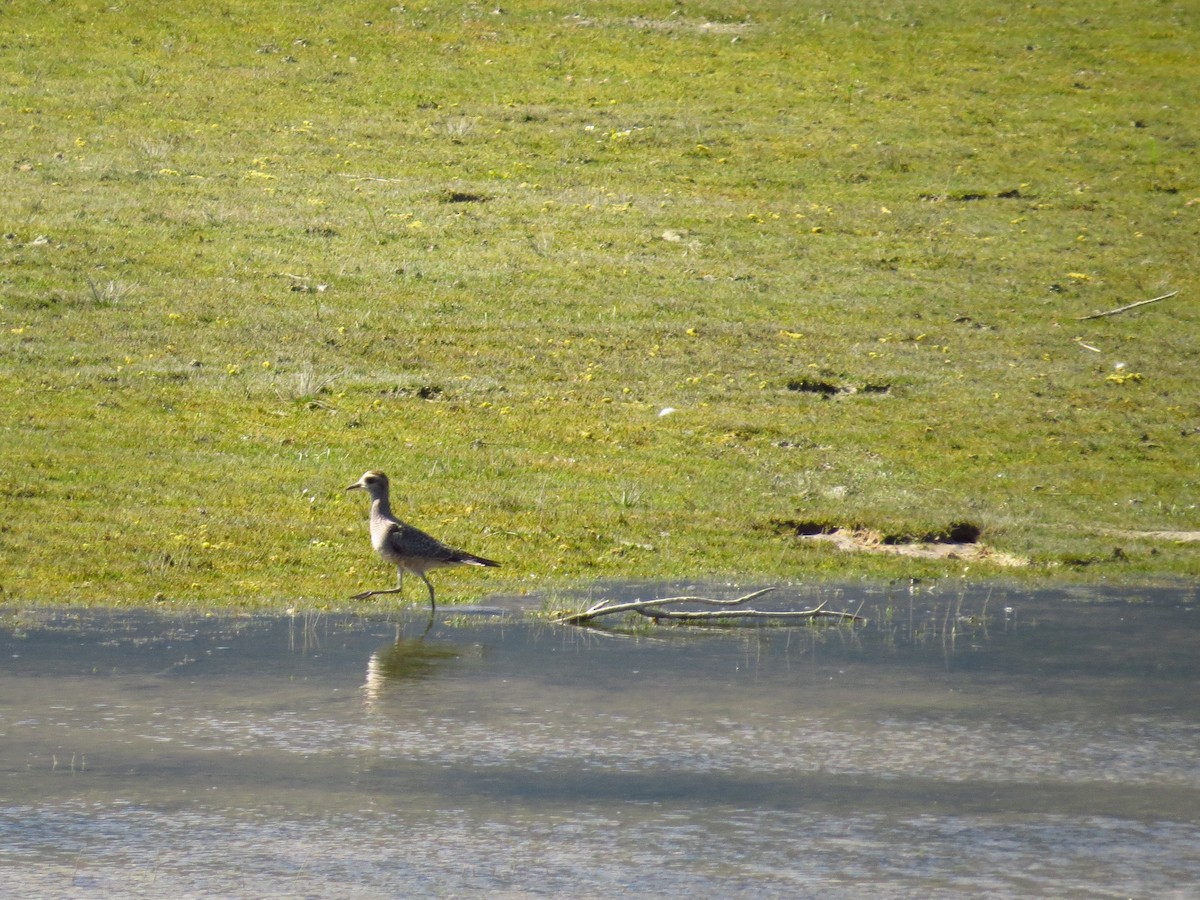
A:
<box><xmin>2</xmin><ymin>0</ymin><xmax>1197</xmax><ymax>608</ymax></box>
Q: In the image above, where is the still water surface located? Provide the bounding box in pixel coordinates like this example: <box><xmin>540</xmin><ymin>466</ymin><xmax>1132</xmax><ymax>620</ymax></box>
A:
<box><xmin>1</xmin><ymin>582</ymin><xmax>1198</xmax><ymax>897</ymax></box>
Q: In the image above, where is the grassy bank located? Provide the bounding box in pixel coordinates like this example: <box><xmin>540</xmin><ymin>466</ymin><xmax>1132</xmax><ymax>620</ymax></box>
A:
<box><xmin>2</xmin><ymin>0</ymin><xmax>1197</xmax><ymax>608</ymax></box>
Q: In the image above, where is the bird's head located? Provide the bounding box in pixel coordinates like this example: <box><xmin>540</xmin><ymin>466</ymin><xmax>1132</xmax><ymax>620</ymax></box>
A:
<box><xmin>346</xmin><ymin>470</ymin><xmax>390</xmax><ymax>497</ymax></box>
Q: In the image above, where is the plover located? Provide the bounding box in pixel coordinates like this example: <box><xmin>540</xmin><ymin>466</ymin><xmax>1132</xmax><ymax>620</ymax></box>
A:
<box><xmin>345</xmin><ymin>470</ymin><xmax>499</xmax><ymax>612</ymax></box>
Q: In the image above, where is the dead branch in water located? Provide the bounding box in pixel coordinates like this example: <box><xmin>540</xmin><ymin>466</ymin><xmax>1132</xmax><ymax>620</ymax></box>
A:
<box><xmin>555</xmin><ymin>588</ymin><xmax>867</xmax><ymax>627</ymax></box>
<box><xmin>1076</xmin><ymin>290</ymin><xmax>1177</xmax><ymax>321</ymax></box>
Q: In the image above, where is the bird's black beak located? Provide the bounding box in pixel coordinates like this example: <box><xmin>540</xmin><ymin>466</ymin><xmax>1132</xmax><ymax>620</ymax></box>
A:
<box><xmin>346</xmin><ymin>482</ymin><xmax>363</xmax><ymax>492</ymax></box>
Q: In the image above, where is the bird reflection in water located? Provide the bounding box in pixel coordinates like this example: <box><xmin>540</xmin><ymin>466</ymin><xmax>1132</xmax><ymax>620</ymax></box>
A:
<box><xmin>363</xmin><ymin>620</ymin><xmax>460</xmax><ymax>709</ymax></box>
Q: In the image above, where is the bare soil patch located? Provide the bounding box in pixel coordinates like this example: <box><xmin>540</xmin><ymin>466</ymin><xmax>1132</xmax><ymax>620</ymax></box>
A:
<box><xmin>1105</xmin><ymin>530</ymin><xmax>1200</xmax><ymax>543</ymax></box>
<box><xmin>774</xmin><ymin>520</ymin><xmax>1029</xmax><ymax>567</ymax></box>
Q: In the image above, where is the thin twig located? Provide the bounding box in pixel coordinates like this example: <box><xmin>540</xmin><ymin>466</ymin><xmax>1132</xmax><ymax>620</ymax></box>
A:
<box><xmin>555</xmin><ymin>588</ymin><xmax>866</xmax><ymax>627</ymax></box>
<box><xmin>338</xmin><ymin>174</ymin><xmax>407</xmax><ymax>183</ymax></box>
<box><xmin>1076</xmin><ymin>290</ymin><xmax>1178</xmax><ymax>321</ymax></box>
<box><xmin>557</xmin><ymin>589</ymin><xmax>776</xmax><ymax>625</ymax></box>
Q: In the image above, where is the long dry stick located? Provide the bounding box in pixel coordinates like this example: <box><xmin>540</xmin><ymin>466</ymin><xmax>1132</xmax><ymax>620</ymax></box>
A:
<box><xmin>556</xmin><ymin>588</ymin><xmax>777</xmax><ymax>624</ymax></box>
<box><xmin>555</xmin><ymin>588</ymin><xmax>866</xmax><ymax>626</ymax></box>
<box><xmin>1076</xmin><ymin>290</ymin><xmax>1178</xmax><ymax>321</ymax></box>
<box><xmin>339</xmin><ymin>173</ymin><xmax>407</xmax><ymax>183</ymax></box>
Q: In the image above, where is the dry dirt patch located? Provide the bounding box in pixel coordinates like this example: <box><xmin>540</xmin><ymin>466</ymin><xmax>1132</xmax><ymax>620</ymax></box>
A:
<box><xmin>774</xmin><ymin>520</ymin><xmax>1029</xmax><ymax>567</ymax></box>
<box><xmin>1104</xmin><ymin>530</ymin><xmax>1200</xmax><ymax>543</ymax></box>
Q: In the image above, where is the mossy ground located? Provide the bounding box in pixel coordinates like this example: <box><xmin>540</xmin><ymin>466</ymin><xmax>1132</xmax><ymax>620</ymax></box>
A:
<box><xmin>2</xmin><ymin>0</ymin><xmax>1197</xmax><ymax>608</ymax></box>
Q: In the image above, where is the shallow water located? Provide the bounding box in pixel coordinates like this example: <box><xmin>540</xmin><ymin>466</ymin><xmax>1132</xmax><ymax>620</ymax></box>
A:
<box><xmin>2</xmin><ymin>582</ymin><xmax>1198</xmax><ymax>897</ymax></box>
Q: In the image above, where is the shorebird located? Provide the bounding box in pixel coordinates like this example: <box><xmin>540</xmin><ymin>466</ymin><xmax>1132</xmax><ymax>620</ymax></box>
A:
<box><xmin>345</xmin><ymin>470</ymin><xmax>499</xmax><ymax>612</ymax></box>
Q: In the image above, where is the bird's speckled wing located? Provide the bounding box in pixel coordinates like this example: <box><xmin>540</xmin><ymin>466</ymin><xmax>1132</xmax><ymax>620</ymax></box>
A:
<box><xmin>383</xmin><ymin>521</ymin><xmax>459</xmax><ymax>563</ymax></box>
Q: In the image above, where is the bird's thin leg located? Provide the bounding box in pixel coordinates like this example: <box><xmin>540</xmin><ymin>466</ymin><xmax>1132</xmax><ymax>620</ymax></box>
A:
<box><xmin>350</xmin><ymin>587</ymin><xmax>404</xmax><ymax>601</ymax></box>
<box><xmin>349</xmin><ymin>569</ymin><xmax>405</xmax><ymax>602</ymax></box>
<box><xmin>418</xmin><ymin>573</ymin><xmax>437</xmax><ymax>614</ymax></box>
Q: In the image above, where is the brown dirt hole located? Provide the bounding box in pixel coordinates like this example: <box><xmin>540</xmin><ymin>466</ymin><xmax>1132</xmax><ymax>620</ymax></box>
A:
<box><xmin>785</xmin><ymin>378</ymin><xmax>891</xmax><ymax>397</ymax></box>
<box><xmin>770</xmin><ymin>519</ymin><xmax>1024</xmax><ymax>566</ymax></box>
